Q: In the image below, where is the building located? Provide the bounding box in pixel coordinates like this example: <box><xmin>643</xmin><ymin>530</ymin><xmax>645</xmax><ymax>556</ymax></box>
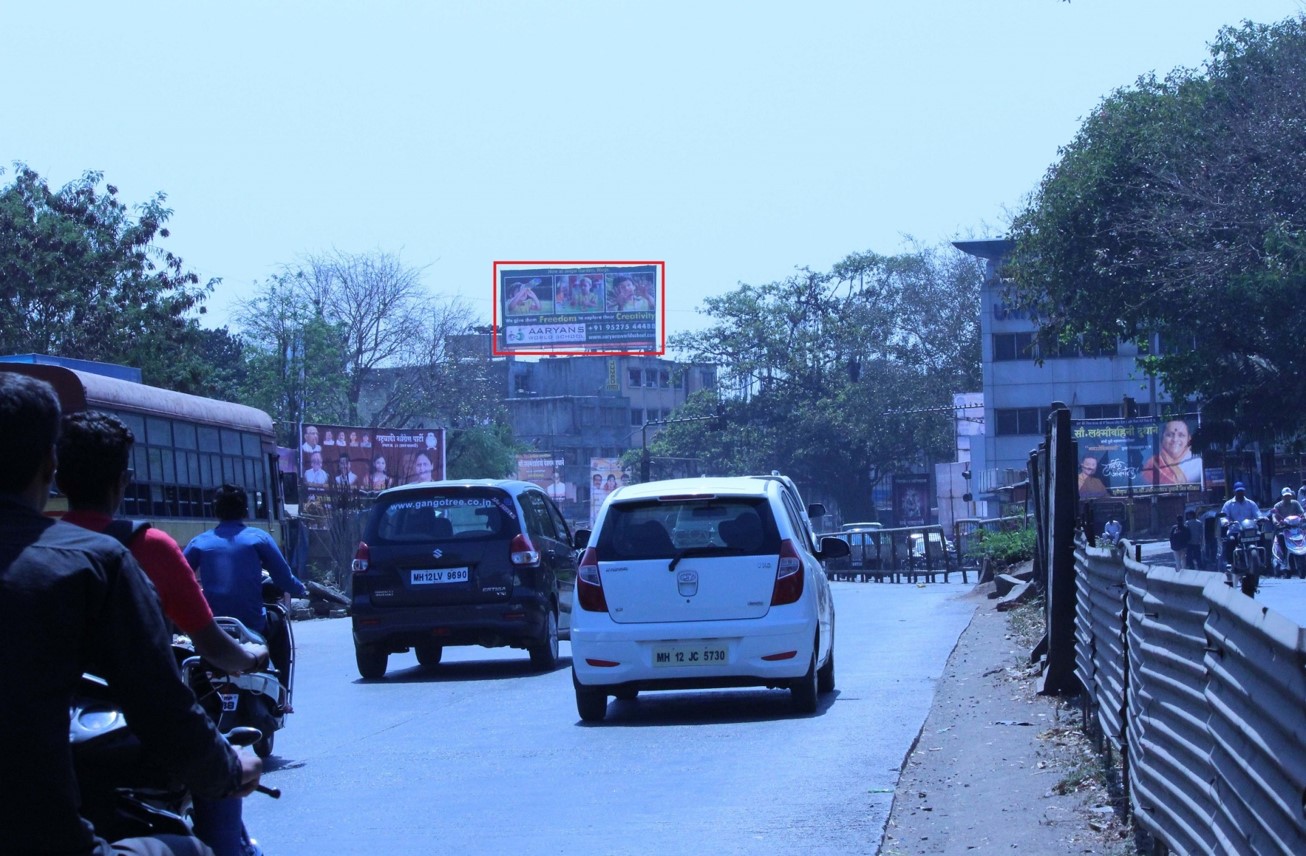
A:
<box><xmin>504</xmin><ymin>354</ymin><xmax>717</xmax><ymax>525</ymax></box>
<box><xmin>955</xmin><ymin>239</ymin><xmax>1193</xmax><ymax>524</ymax></box>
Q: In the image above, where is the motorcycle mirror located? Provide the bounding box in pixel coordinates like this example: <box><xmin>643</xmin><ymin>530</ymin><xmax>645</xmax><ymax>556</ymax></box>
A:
<box><xmin>225</xmin><ymin>726</ymin><xmax>263</xmax><ymax>748</ymax></box>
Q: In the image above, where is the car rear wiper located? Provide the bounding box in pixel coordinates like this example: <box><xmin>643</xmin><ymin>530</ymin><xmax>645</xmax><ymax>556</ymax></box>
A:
<box><xmin>669</xmin><ymin>545</ymin><xmax>744</xmax><ymax>571</ymax></box>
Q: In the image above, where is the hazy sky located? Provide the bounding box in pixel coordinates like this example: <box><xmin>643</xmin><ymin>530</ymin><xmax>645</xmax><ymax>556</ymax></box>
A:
<box><xmin>6</xmin><ymin>1</ymin><xmax>1303</xmax><ymax>341</ymax></box>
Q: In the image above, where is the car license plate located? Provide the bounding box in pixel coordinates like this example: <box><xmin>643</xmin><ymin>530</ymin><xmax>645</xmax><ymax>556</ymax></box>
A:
<box><xmin>411</xmin><ymin>567</ymin><xmax>469</xmax><ymax>585</ymax></box>
<box><xmin>219</xmin><ymin>692</ymin><xmax>238</xmax><ymax>712</ymax></box>
<box><xmin>652</xmin><ymin>643</ymin><xmax>729</xmax><ymax>667</ymax></box>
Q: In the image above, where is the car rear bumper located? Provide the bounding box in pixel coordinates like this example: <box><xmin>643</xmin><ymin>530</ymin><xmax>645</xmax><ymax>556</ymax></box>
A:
<box><xmin>570</xmin><ymin>612</ymin><xmax>817</xmax><ymax>689</ymax></box>
<box><xmin>352</xmin><ymin>596</ymin><xmax>550</xmax><ymax>652</ymax></box>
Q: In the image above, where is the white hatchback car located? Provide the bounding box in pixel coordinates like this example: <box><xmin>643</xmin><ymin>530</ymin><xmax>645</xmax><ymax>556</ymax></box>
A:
<box><xmin>569</xmin><ymin>475</ymin><xmax>849</xmax><ymax>722</ymax></box>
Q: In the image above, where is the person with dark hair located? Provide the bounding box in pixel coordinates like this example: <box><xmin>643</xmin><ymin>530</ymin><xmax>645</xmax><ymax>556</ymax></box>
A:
<box><xmin>0</xmin><ymin>373</ymin><xmax>262</xmax><ymax>854</ymax></box>
<box><xmin>185</xmin><ymin>484</ymin><xmax>307</xmax><ymax>636</ymax></box>
<box><xmin>333</xmin><ymin>452</ymin><xmax>358</xmax><ymax>488</ymax></box>
<box><xmin>57</xmin><ymin>411</ymin><xmax>267</xmax><ymax>676</ymax></box>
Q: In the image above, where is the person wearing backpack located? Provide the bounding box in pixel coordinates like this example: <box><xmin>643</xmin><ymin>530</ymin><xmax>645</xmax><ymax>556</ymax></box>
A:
<box><xmin>57</xmin><ymin>410</ymin><xmax>270</xmax><ymax>856</ymax></box>
<box><xmin>1169</xmin><ymin>514</ymin><xmax>1191</xmax><ymax>571</ymax></box>
<box><xmin>57</xmin><ymin>411</ymin><xmax>267</xmax><ymax>675</ymax></box>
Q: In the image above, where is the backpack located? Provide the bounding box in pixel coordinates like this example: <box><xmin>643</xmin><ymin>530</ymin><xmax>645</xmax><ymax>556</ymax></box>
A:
<box><xmin>1169</xmin><ymin>523</ymin><xmax>1189</xmax><ymax>551</ymax></box>
<box><xmin>104</xmin><ymin>519</ymin><xmax>152</xmax><ymax>548</ymax></box>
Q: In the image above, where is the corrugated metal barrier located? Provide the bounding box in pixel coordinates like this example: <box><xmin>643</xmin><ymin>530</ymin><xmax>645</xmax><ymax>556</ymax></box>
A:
<box><xmin>1073</xmin><ymin>536</ymin><xmax>1306</xmax><ymax>855</ymax></box>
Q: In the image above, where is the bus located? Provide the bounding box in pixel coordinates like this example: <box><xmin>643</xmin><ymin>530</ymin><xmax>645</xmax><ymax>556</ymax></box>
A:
<box><xmin>0</xmin><ymin>361</ymin><xmax>287</xmax><ymax>547</ymax></box>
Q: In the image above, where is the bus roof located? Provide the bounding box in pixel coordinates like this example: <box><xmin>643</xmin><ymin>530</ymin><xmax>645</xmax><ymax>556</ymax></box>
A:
<box><xmin>0</xmin><ymin>363</ymin><xmax>275</xmax><ymax>436</ymax></box>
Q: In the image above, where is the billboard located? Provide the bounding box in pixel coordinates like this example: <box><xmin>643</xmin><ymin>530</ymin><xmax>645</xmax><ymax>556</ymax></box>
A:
<box><xmin>1073</xmin><ymin>416</ymin><xmax>1203</xmax><ymax>497</ymax></box>
<box><xmin>515</xmin><ymin>452</ymin><xmax>573</xmax><ymax>502</ymax></box>
<box><xmin>493</xmin><ymin>261</ymin><xmax>664</xmax><ymax>356</ymax></box>
<box><xmin>589</xmin><ymin>457</ymin><xmax>624</xmax><ymax>526</ymax></box>
<box><xmin>895</xmin><ymin>474</ymin><xmax>929</xmax><ymax>527</ymax></box>
<box><xmin>298</xmin><ymin>424</ymin><xmax>446</xmax><ymax>514</ymax></box>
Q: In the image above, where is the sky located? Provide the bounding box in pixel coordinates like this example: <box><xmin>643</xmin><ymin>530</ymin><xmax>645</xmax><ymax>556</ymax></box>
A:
<box><xmin>5</xmin><ymin>1</ymin><xmax>1304</xmax><ymax>343</ymax></box>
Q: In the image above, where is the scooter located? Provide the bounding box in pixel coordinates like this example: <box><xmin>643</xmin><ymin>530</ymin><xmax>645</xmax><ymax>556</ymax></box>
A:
<box><xmin>183</xmin><ymin>577</ymin><xmax>294</xmax><ymax>759</ymax></box>
<box><xmin>1223</xmin><ymin>516</ymin><xmax>1267</xmax><ymax>597</ymax></box>
<box><xmin>1272</xmin><ymin>514</ymin><xmax>1306</xmax><ymax>578</ymax></box>
<box><xmin>71</xmin><ymin>672</ymin><xmax>279</xmax><ymax>848</ymax></box>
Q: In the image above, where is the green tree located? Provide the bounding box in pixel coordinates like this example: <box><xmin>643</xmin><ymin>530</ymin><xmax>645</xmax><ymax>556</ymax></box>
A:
<box><xmin>0</xmin><ymin>164</ymin><xmax>224</xmax><ymax>391</ymax></box>
<box><xmin>235</xmin><ymin>253</ymin><xmax>505</xmax><ymax>448</ymax></box>
<box><xmin>1006</xmin><ymin>17</ymin><xmax>1306</xmax><ymax>445</ymax></box>
<box><xmin>446</xmin><ymin>422</ymin><xmax>518</xmax><ymax>480</ymax></box>
<box><xmin>663</xmin><ymin>243</ymin><xmax>983</xmax><ymax>520</ymax></box>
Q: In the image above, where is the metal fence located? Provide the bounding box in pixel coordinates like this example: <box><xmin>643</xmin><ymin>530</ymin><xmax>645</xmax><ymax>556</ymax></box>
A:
<box><xmin>1075</xmin><ymin>538</ymin><xmax>1306</xmax><ymax>854</ymax></box>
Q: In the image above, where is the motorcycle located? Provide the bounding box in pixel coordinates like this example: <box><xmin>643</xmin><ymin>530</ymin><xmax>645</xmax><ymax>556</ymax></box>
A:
<box><xmin>183</xmin><ymin>576</ymin><xmax>294</xmax><ymax>759</ymax></box>
<box><xmin>1272</xmin><ymin>514</ymin><xmax>1306</xmax><ymax>578</ymax></box>
<box><xmin>71</xmin><ymin>672</ymin><xmax>279</xmax><ymax>847</ymax></box>
<box><xmin>1223</xmin><ymin>516</ymin><xmax>1268</xmax><ymax>597</ymax></box>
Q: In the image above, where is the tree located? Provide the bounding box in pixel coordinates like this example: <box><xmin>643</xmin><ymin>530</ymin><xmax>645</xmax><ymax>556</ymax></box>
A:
<box><xmin>0</xmin><ymin>164</ymin><xmax>223</xmax><ymax>391</ymax></box>
<box><xmin>235</xmin><ymin>272</ymin><xmax>348</xmax><ymax>445</ymax></box>
<box><xmin>663</xmin><ymin>242</ymin><xmax>983</xmax><ymax>520</ymax></box>
<box><xmin>235</xmin><ymin>251</ymin><xmax>504</xmax><ymax>445</ymax></box>
<box><xmin>1005</xmin><ymin>17</ymin><xmax>1306</xmax><ymax>446</ymax></box>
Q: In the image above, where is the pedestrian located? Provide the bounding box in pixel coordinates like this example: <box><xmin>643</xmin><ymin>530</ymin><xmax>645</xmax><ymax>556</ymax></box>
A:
<box><xmin>0</xmin><ymin>372</ymin><xmax>262</xmax><ymax>854</ymax></box>
<box><xmin>1183</xmin><ymin>510</ymin><xmax>1204</xmax><ymax>570</ymax></box>
<box><xmin>1169</xmin><ymin>514</ymin><xmax>1190</xmax><ymax>571</ymax></box>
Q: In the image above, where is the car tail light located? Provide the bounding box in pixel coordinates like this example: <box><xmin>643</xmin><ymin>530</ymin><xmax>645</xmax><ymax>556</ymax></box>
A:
<box><xmin>576</xmin><ymin>547</ymin><xmax>608</xmax><ymax>612</ymax></box>
<box><xmin>510</xmin><ymin>533</ymin><xmax>540</xmax><ymax>566</ymax></box>
<box><xmin>351</xmin><ymin>541</ymin><xmax>370</xmax><ymax>573</ymax></box>
<box><xmin>771</xmin><ymin>539</ymin><xmax>804</xmax><ymax>605</ymax></box>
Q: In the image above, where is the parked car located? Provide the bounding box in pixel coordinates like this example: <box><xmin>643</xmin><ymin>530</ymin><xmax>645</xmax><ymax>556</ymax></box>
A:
<box><xmin>569</xmin><ymin>475</ymin><xmax>849</xmax><ymax>722</ymax></box>
<box><xmin>349</xmin><ymin>479</ymin><xmax>579</xmax><ymax>679</ymax></box>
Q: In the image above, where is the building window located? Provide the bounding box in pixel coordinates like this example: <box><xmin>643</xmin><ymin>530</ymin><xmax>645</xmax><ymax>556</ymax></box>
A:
<box><xmin>995</xmin><ymin>407</ymin><xmax>1047</xmax><ymax>436</ymax></box>
<box><xmin>631</xmin><ymin>408</ymin><xmax>644</xmax><ymax>426</ymax></box>
<box><xmin>1081</xmin><ymin>333</ymin><xmax>1118</xmax><ymax>358</ymax></box>
<box><xmin>658</xmin><ymin>370</ymin><xmax>670</xmax><ymax>388</ymax></box>
<box><xmin>992</xmin><ymin>300</ymin><xmax>1030</xmax><ymax>321</ymax></box>
<box><xmin>627</xmin><ymin>369</ymin><xmax>641</xmax><ymax>388</ymax></box>
<box><xmin>1081</xmin><ymin>404</ymin><xmax>1123</xmax><ymax>420</ymax></box>
<box><xmin>993</xmin><ymin>332</ymin><xmax>1035</xmax><ymax>361</ymax></box>
<box><xmin>700</xmin><ymin>370</ymin><xmax>715</xmax><ymax>389</ymax></box>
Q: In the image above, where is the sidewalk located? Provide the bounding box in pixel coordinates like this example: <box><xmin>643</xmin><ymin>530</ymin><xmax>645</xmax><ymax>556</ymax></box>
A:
<box><xmin>878</xmin><ymin>581</ymin><xmax>1135</xmax><ymax>855</ymax></box>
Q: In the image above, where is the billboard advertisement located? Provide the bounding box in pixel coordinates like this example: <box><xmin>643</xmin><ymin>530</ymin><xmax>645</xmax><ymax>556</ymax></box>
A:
<box><xmin>298</xmin><ymin>424</ymin><xmax>446</xmax><ymax>515</ymax></box>
<box><xmin>515</xmin><ymin>452</ymin><xmax>573</xmax><ymax>502</ymax></box>
<box><xmin>493</xmin><ymin>262</ymin><xmax>664</xmax><ymax>356</ymax></box>
<box><xmin>1073</xmin><ymin>416</ymin><xmax>1203</xmax><ymax>497</ymax></box>
<box><xmin>895</xmin><ymin>474</ymin><xmax>929</xmax><ymax>527</ymax></box>
<box><xmin>589</xmin><ymin>457</ymin><xmax>624</xmax><ymax>526</ymax></box>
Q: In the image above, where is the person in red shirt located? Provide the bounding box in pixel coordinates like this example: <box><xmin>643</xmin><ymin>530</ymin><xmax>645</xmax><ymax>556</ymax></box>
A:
<box><xmin>56</xmin><ymin>411</ymin><xmax>266</xmax><ymax>675</ymax></box>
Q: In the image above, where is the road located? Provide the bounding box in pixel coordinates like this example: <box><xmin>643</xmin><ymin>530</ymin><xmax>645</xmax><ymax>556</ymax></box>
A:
<box><xmin>243</xmin><ymin>580</ymin><xmax>977</xmax><ymax>856</ymax></box>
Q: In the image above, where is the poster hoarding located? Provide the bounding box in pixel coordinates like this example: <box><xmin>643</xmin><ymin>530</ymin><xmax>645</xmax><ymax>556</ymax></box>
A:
<box><xmin>895</xmin><ymin>474</ymin><xmax>929</xmax><ymax>527</ymax></box>
<box><xmin>298</xmin><ymin>424</ymin><xmax>446</xmax><ymax>519</ymax></box>
<box><xmin>1073</xmin><ymin>416</ymin><xmax>1203</xmax><ymax>497</ymax></box>
<box><xmin>589</xmin><ymin>457</ymin><xmax>624</xmax><ymax>526</ymax></box>
<box><xmin>516</xmin><ymin>452</ymin><xmax>573</xmax><ymax>502</ymax></box>
<box><xmin>494</xmin><ymin>262</ymin><xmax>664</xmax><ymax>356</ymax></box>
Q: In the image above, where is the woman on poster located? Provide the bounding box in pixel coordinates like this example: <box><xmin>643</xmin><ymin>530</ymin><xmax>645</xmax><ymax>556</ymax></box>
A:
<box><xmin>1141</xmin><ymin>419</ymin><xmax>1201</xmax><ymax>485</ymax></box>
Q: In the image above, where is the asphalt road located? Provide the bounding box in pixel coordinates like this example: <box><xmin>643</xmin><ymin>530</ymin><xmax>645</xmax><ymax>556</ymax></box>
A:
<box><xmin>242</xmin><ymin>580</ymin><xmax>977</xmax><ymax>856</ymax></box>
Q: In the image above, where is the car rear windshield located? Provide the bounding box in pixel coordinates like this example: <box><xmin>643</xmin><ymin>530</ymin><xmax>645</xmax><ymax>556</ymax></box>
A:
<box><xmin>369</xmin><ymin>489</ymin><xmax>518</xmax><ymax>544</ymax></box>
<box><xmin>597</xmin><ymin>497</ymin><xmax>780</xmax><ymax>561</ymax></box>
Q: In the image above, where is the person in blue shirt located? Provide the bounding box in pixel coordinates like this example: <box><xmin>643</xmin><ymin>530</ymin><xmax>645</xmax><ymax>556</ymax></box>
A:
<box><xmin>185</xmin><ymin>483</ymin><xmax>307</xmax><ymax>634</ymax></box>
<box><xmin>184</xmin><ymin>483</ymin><xmax>306</xmax><ymax>856</ymax></box>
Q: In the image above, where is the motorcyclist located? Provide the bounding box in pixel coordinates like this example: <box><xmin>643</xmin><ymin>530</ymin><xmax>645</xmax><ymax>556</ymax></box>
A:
<box><xmin>0</xmin><ymin>373</ymin><xmax>262</xmax><ymax>854</ymax></box>
<box><xmin>184</xmin><ymin>483</ymin><xmax>306</xmax><ymax>680</ymax></box>
<box><xmin>1269</xmin><ymin>487</ymin><xmax>1306</xmax><ymax>574</ymax></box>
<box><xmin>1270</xmin><ymin>486</ymin><xmax>1304</xmax><ymax>523</ymax></box>
<box><xmin>57</xmin><ymin>411</ymin><xmax>270</xmax><ymax>856</ymax></box>
<box><xmin>1219</xmin><ymin>481</ymin><xmax>1261</xmax><ymax>571</ymax></box>
<box><xmin>185</xmin><ymin>484</ymin><xmax>305</xmax><ymax>856</ymax></box>
<box><xmin>56</xmin><ymin>411</ymin><xmax>268</xmax><ymax>675</ymax></box>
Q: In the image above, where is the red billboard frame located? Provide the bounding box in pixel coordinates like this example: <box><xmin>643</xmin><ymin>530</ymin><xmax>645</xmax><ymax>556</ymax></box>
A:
<box><xmin>491</xmin><ymin>260</ymin><xmax>666</xmax><ymax>357</ymax></box>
